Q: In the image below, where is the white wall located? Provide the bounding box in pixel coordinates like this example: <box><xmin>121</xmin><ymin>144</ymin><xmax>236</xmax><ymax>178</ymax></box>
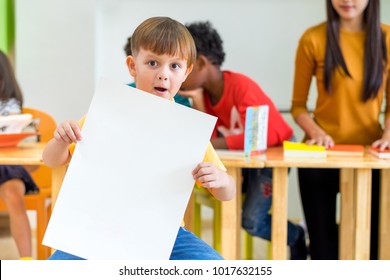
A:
<box><xmin>15</xmin><ymin>0</ymin><xmax>95</xmax><ymax>122</ymax></box>
<box><xmin>96</xmin><ymin>0</ymin><xmax>326</xmax><ymax>112</ymax></box>
<box><xmin>14</xmin><ymin>0</ymin><xmax>390</xmax><ymax>222</ymax></box>
<box><xmin>16</xmin><ymin>0</ymin><xmax>390</xmax><ymax>123</ymax></box>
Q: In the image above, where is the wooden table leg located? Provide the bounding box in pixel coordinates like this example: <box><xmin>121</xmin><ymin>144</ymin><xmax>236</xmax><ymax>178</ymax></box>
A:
<box><xmin>220</xmin><ymin>167</ymin><xmax>241</xmax><ymax>260</ymax></box>
<box><xmin>339</xmin><ymin>168</ymin><xmax>355</xmax><ymax>259</ymax></box>
<box><xmin>271</xmin><ymin>166</ymin><xmax>288</xmax><ymax>260</ymax></box>
<box><xmin>354</xmin><ymin>168</ymin><xmax>371</xmax><ymax>260</ymax></box>
<box><xmin>379</xmin><ymin>169</ymin><xmax>390</xmax><ymax>259</ymax></box>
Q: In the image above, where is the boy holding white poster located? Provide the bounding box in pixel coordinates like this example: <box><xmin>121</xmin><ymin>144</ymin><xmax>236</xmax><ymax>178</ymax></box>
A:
<box><xmin>42</xmin><ymin>16</ymin><xmax>235</xmax><ymax>260</ymax></box>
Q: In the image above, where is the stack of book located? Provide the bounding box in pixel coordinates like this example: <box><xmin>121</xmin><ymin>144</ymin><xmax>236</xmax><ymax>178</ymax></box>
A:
<box><xmin>283</xmin><ymin>141</ymin><xmax>326</xmax><ymax>158</ymax></box>
<box><xmin>0</xmin><ymin>114</ymin><xmax>35</xmax><ymax>147</ymax></box>
<box><xmin>283</xmin><ymin>142</ymin><xmax>366</xmax><ymax>158</ymax></box>
<box><xmin>0</xmin><ymin>114</ymin><xmax>32</xmax><ymax>134</ymax></box>
<box><xmin>368</xmin><ymin>147</ymin><xmax>390</xmax><ymax>159</ymax></box>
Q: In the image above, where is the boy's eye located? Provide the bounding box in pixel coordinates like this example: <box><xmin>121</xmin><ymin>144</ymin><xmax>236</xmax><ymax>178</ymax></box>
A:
<box><xmin>148</xmin><ymin>61</ymin><xmax>158</xmax><ymax>67</ymax></box>
<box><xmin>171</xmin><ymin>63</ymin><xmax>180</xmax><ymax>70</ymax></box>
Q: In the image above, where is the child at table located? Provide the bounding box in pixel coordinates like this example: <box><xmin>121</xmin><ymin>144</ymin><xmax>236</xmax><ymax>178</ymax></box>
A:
<box><xmin>42</xmin><ymin>16</ymin><xmax>236</xmax><ymax>260</ymax></box>
<box><xmin>180</xmin><ymin>21</ymin><xmax>308</xmax><ymax>259</ymax></box>
<box><xmin>0</xmin><ymin>50</ymin><xmax>38</xmax><ymax>260</ymax></box>
<box><xmin>291</xmin><ymin>0</ymin><xmax>390</xmax><ymax>259</ymax></box>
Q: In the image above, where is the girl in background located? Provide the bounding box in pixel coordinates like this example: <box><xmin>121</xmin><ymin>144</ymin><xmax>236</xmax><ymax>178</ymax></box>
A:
<box><xmin>0</xmin><ymin>50</ymin><xmax>38</xmax><ymax>259</ymax></box>
<box><xmin>291</xmin><ymin>0</ymin><xmax>390</xmax><ymax>259</ymax></box>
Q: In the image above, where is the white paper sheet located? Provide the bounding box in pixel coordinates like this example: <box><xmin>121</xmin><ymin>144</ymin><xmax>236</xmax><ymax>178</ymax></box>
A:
<box><xmin>43</xmin><ymin>78</ymin><xmax>217</xmax><ymax>259</ymax></box>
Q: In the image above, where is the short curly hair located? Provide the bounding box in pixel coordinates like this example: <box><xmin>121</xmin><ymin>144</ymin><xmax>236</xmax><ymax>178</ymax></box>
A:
<box><xmin>123</xmin><ymin>36</ymin><xmax>132</xmax><ymax>56</ymax></box>
<box><xmin>185</xmin><ymin>21</ymin><xmax>225</xmax><ymax>66</ymax></box>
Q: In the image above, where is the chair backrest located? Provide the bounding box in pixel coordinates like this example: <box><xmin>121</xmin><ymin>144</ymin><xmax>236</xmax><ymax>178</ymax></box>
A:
<box><xmin>22</xmin><ymin>107</ymin><xmax>57</xmax><ymax>188</ymax></box>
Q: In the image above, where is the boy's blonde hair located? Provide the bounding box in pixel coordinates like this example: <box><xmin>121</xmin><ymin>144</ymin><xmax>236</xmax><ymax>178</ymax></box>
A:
<box><xmin>131</xmin><ymin>17</ymin><xmax>196</xmax><ymax>68</ymax></box>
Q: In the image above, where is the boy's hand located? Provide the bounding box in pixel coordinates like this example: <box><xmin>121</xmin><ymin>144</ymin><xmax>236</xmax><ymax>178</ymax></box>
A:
<box><xmin>192</xmin><ymin>162</ymin><xmax>236</xmax><ymax>201</ymax></box>
<box><xmin>54</xmin><ymin>120</ymin><xmax>82</xmax><ymax>144</ymax></box>
<box><xmin>192</xmin><ymin>162</ymin><xmax>229</xmax><ymax>189</ymax></box>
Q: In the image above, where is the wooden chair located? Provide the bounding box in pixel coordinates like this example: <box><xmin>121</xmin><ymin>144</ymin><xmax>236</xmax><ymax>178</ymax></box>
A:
<box><xmin>0</xmin><ymin>107</ymin><xmax>56</xmax><ymax>259</ymax></box>
<box><xmin>188</xmin><ymin>187</ymin><xmax>272</xmax><ymax>260</ymax></box>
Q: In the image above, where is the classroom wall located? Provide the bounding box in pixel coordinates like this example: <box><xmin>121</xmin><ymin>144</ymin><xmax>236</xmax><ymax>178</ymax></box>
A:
<box><xmin>14</xmin><ymin>0</ymin><xmax>390</xmax><ymax>221</ymax></box>
<box><xmin>15</xmin><ymin>0</ymin><xmax>95</xmax><ymax>122</ymax></box>
<box><xmin>16</xmin><ymin>0</ymin><xmax>390</xmax><ymax>126</ymax></box>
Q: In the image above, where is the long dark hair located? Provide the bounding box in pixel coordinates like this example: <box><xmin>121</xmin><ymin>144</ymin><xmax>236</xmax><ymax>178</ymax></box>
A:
<box><xmin>324</xmin><ymin>0</ymin><xmax>387</xmax><ymax>101</ymax></box>
<box><xmin>0</xmin><ymin>50</ymin><xmax>23</xmax><ymax>106</ymax></box>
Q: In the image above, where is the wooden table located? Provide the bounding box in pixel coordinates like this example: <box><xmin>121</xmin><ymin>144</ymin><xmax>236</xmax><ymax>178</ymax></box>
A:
<box><xmin>32</xmin><ymin>142</ymin><xmax>389</xmax><ymax>260</ymax></box>
<box><xmin>265</xmin><ymin>147</ymin><xmax>390</xmax><ymax>260</ymax></box>
<box><xmin>0</xmin><ymin>142</ymin><xmax>67</xmax><ymax>258</ymax></box>
<box><xmin>205</xmin><ymin>148</ymin><xmax>390</xmax><ymax>260</ymax></box>
<box><xmin>0</xmin><ymin>142</ymin><xmax>46</xmax><ymax>165</ymax></box>
<box><xmin>0</xmin><ymin>143</ymin><xmax>67</xmax><ymax>206</ymax></box>
<box><xmin>0</xmin><ymin>142</ymin><xmax>67</xmax><ymax>207</ymax></box>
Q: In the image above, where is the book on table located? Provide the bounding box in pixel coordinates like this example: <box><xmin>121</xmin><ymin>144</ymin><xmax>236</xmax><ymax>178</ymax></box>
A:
<box><xmin>326</xmin><ymin>144</ymin><xmax>365</xmax><ymax>157</ymax></box>
<box><xmin>244</xmin><ymin>105</ymin><xmax>268</xmax><ymax>156</ymax></box>
<box><xmin>0</xmin><ymin>114</ymin><xmax>33</xmax><ymax>134</ymax></box>
<box><xmin>283</xmin><ymin>141</ymin><xmax>326</xmax><ymax>158</ymax></box>
<box><xmin>0</xmin><ymin>114</ymin><xmax>36</xmax><ymax>147</ymax></box>
<box><xmin>368</xmin><ymin>147</ymin><xmax>390</xmax><ymax>159</ymax></box>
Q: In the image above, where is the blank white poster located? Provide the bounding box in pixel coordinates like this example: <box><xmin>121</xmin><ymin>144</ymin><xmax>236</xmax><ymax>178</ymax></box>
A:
<box><xmin>43</xmin><ymin>78</ymin><xmax>217</xmax><ymax>259</ymax></box>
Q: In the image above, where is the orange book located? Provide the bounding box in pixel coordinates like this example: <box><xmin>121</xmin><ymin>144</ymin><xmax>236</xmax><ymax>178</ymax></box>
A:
<box><xmin>326</xmin><ymin>144</ymin><xmax>365</xmax><ymax>157</ymax></box>
<box><xmin>368</xmin><ymin>147</ymin><xmax>390</xmax><ymax>159</ymax></box>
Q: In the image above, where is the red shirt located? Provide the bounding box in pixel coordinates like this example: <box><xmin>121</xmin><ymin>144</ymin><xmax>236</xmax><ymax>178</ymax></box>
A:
<box><xmin>204</xmin><ymin>71</ymin><xmax>293</xmax><ymax>150</ymax></box>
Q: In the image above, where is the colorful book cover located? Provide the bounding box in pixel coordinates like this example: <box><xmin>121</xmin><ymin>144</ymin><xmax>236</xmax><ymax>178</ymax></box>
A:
<box><xmin>283</xmin><ymin>141</ymin><xmax>326</xmax><ymax>158</ymax></box>
<box><xmin>244</xmin><ymin>105</ymin><xmax>269</xmax><ymax>156</ymax></box>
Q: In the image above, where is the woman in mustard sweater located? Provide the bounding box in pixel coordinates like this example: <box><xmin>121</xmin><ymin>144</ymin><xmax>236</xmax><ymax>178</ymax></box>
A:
<box><xmin>291</xmin><ymin>0</ymin><xmax>390</xmax><ymax>259</ymax></box>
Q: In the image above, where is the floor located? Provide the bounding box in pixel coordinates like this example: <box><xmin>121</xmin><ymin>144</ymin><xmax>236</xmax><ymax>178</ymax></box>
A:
<box><xmin>0</xmin><ymin>213</ymin><xmax>27</xmax><ymax>259</ymax></box>
<box><xmin>0</xmin><ymin>208</ymin><xmax>276</xmax><ymax>260</ymax></box>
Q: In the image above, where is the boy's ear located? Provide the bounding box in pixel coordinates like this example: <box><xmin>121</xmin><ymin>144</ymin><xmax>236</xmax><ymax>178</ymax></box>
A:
<box><xmin>126</xmin><ymin>55</ymin><xmax>136</xmax><ymax>77</ymax></box>
<box><xmin>183</xmin><ymin>64</ymin><xmax>194</xmax><ymax>82</ymax></box>
<box><xmin>197</xmin><ymin>55</ymin><xmax>208</xmax><ymax>70</ymax></box>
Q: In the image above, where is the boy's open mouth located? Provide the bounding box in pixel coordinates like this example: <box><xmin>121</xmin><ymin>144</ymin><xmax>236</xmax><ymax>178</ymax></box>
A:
<box><xmin>154</xmin><ymin>87</ymin><xmax>167</xmax><ymax>93</ymax></box>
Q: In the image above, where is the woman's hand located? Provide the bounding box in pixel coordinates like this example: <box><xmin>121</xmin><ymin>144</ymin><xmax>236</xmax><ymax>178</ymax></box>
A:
<box><xmin>372</xmin><ymin>130</ymin><xmax>390</xmax><ymax>150</ymax></box>
<box><xmin>306</xmin><ymin>131</ymin><xmax>334</xmax><ymax>148</ymax></box>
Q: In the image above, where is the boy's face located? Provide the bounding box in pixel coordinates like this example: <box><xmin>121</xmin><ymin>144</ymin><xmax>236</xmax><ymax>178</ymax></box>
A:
<box><xmin>126</xmin><ymin>48</ymin><xmax>193</xmax><ymax>100</ymax></box>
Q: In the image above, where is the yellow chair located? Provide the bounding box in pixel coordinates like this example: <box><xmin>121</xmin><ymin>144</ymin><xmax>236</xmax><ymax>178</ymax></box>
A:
<box><xmin>0</xmin><ymin>107</ymin><xmax>56</xmax><ymax>259</ymax></box>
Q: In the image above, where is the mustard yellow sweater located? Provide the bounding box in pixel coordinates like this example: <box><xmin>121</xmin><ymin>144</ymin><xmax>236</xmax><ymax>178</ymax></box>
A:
<box><xmin>291</xmin><ymin>22</ymin><xmax>390</xmax><ymax>145</ymax></box>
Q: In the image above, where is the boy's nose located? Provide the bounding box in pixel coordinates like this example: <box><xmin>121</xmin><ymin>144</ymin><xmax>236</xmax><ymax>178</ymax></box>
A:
<box><xmin>158</xmin><ymin>75</ymin><xmax>168</xmax><ymax>81</ymax></box>
<box><xmin>157</xmin><ymin>69</ymin><xmax>168</xmax><ymax>81</ymax></box>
